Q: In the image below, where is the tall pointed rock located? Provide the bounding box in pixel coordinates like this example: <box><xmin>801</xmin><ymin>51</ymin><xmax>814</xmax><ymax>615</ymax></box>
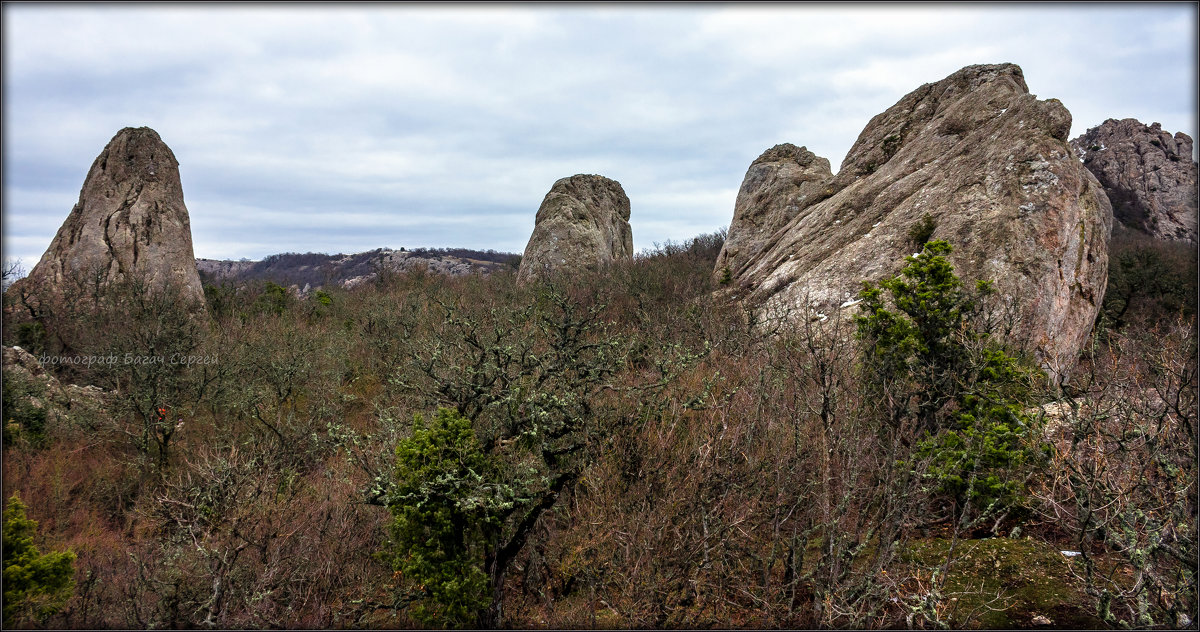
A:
<box><xmin>714</xmin><ymin>143</ymin><xmax>832</xmax><ymax>284</ymax></box>
<box><xmin>21</xmin><ymin>127</ymin><xmax>205</xmax><ymax>308</ymax></box>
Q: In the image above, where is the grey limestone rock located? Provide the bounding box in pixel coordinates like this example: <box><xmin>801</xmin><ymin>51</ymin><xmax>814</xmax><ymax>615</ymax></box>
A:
<box><xmin>714</xmin><ymin>143</ymin><xmax>833</xmax><ymax>284</ymax></box>
<box><xmin>18</xmin><ymin>127</ymin><xmax>205</xmax><ymax>310</ymax></box>
<box><xmin>723</xmin><ymin>63</ymin><xmax>1112</xmax><ymax>378</ymax></box>
<box><xmin>195</xmin><ymin>258</ymin><xmax>255</xmax><ymax>281</ymax></box>
<box><xmin>517</xmin><ymin>174</ymin><xmax>633</xmax><ymax>284</ymax></box>
<box><xmin>2</xmin><ymin>345</ymin><xmax>111</xmax><ymax>431</ymax></box>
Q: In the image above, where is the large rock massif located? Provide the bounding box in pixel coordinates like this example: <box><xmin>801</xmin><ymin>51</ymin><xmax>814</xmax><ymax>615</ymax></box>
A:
<box><xmin>1070</xmin><ymin>118</ymin><xmax>1197</xmax><ymax>244</ymax></box>
<box><xmin>517</xmin><ymin>174</ymin><xmax>633</xmax><ymax>284</ymax></box>
<box><xmin>17</xmin><ymin>127</ymin><xmax>205</xmax><ymax>308</ymax></box>
<box><xmin>721</xmin><ymin>63</ymin><xmax>1112</xmax><ymax>377</ymax></box>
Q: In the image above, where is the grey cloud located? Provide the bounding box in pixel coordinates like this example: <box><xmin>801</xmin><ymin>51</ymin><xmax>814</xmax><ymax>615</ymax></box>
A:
<box><xmin>3</xmin><ymin>4</ymin><xmax>1195</xmax><ymax>272</ymax></box>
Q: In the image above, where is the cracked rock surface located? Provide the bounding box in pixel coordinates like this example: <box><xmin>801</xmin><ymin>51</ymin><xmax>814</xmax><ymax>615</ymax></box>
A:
<box><xmin>19</xmin><ymin>127</ymin><xmax>205</xmax><ymax>309</ymax></box>
<box><xmin>1070</xmin><ymin>118</ymin><xmax>1196</xmax><ymax>244</ymax></box>
<box><xmin>517</xmin><ymin>174</ymin><xmax>633</xmax><ymax>284</ymax></box>
<box><xmin>714</xmin><ymin>143</ymin><xmax>832</xmax><ymax>284</ymax></box>
<box><xmin>721</xmin><ymin>63</ymin><xmax>1111</xmax><ymax>378</ymax></box>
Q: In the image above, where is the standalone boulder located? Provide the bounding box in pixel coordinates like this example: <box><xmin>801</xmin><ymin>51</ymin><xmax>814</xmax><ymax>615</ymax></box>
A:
<box><xmin>14</xmin><ymin>127</ymin><xmax>205</xmax><ymax>310</ymax></box>
<box><xmin>1070</xmin><ymin>118</ymin><xmax>1196</xmax><ymax>243</ymax></box>
<box><xmin>516</xmin><ymin>174</ymin><xmax>633</xmax><ymax>284</ymax></box>
<box><xmin>713</xmin><ymin>143</ymin><xmax>832</xmax><ymax>283</ymax></box>
<box><xmin>725</xmin><ymin>63</ymin><xmax>1112</xmax><ymax>378</ymax></box>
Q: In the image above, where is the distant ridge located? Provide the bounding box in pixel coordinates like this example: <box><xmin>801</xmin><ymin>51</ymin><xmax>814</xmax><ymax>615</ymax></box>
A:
<box><xmin>197</xmin><ymin>246</ymin><xmax>519</xmax><ymax>293</ymax></box>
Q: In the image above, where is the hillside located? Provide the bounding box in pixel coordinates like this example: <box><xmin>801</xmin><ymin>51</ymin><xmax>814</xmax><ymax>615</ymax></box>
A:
<box><xmin>196</xmin><ymin>247</ymin><xmax>520</xmax><ymax>292</ymax></box>
<box><xmin>2</xmin><ymin>232</ymin><xmax>1194</xmax><ymax>629</ymax></box>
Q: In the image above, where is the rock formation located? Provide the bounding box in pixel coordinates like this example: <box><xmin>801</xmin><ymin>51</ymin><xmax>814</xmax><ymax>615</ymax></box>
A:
<box><xmin>516</xmin><ymin>174</ymin><xmax>633</xmax><ymax>284</ymax></box>
<box><xmin>2</xmin><ymin>345</ymin><xmax>111</xmax><ymax>433</ymax></box>
<box><xmin>713</xmin><ymin>143</ymin><xmax>832</xmax><ymax>283</ymax></box>
<box><xmin>16</xmin><ymin>127</ymin><xmax>205</xmax><ymax>309</ymax></box>
<box><xmin>723</xmin><ymin>63</ymin><xmax>1112</xmax><ymax>378</ymax></box>
<box><xmin>341</xmin><ymin>249</ymin><xmax>500</xmax><ymax>283</ymax></box>
<box><xmin>1070</xmin><ymin>118</ymin><xmax>1196</xmax><ymax>243</ymax></box>
<box><xmin>195</xmin><ymin>258</ymin><xmax>256</xmax><ymax>281</ymax></box>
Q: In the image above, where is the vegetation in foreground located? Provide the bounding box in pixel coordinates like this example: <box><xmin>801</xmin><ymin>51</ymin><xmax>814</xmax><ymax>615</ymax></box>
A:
<box><xmin>1</xmin><ymin>228</ymin><xmax>1195</xmax><ymax>629</ymax></box>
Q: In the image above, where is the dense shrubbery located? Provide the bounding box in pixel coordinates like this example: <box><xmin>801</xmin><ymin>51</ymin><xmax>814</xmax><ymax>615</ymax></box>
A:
<box><xmin>3</xmin><ymin>372</ymin><xmax>48</xmax><ymax>447</ymax></box>
<box><xmin>388</xmin><ymin>408</ymin><xmax>497</xmax><ymax>627</ymax></box>
<box><xmin>0</xmin><ymin>226</ymin><xmax>1194</xmax><ymax>629</ymax></box>
<box><xmin>3</xmin><ymin>495</ymin><xmax>75</xmax><ymax>627</ymax></box>
<box><xmin>857</xmin><ymin>241</ymin><xmax>1043</xmax><ymax>528</ymax></box>
<box><xmin>1099</xmin><ymin>228</ymin><xmax>1197</xmax><ymax>331</ymax></box>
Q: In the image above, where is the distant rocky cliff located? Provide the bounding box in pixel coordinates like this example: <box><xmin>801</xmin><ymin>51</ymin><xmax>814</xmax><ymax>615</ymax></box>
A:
<box><xmin>1070</xmin><ymin>118</ymin><xmax>1196</xmax><ymax>244</ymax></box>
<box><xmin>14</xmin><ymin>127</ymin><xmax>205</xmax><ymax>309</ymax></box>
<box><xmin>517</xmin><ymin>175</ymin><xmax>633</xmax><ymax>284</ymax></box>
<box><xmin>194</xmin><ymin>258</ymin><xmax>256</xmax><ymax>281</ymax></box>
<box><xmin>721</xmin><ymin>63</ymin><xmax>1112</xmax><ymax>378</ymax></box>
<box><xmin>197</xmin><ymin>247</ymin><xmax>517</xmax><ymax>294</ymax></box>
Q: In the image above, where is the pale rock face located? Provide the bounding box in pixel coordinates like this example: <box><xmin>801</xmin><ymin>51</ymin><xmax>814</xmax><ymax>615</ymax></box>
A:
<box><xmin>724</xmin><ymin>63</ymin><xmax>1111</xmax><ymax>378</ymax></box>
<box><xmin>195</xmin><ymin>258</ymin><xmax>255</xmax><ymax>280</ymax></box>
<box><xmin>340</xmin><ymin>250</ymin><xmax>490</xmax><ymax>287</ymax></box>
<box><xmin>1070</xmin><ymin>118</ymin><xmax>1197</xmax><ymax>243</ymax></box>
<box><xmin>20</xmin><ymin>127</ymin><xmax>205</xmax><ymax>307</ymax></box>
<box><xmin>714</xmin><ymin>143</ymin><xmax>832</xmax><ymax>283</ymax></box>
<box><xmin>517</xmin><ymin>174</ymin><xmax>633</xmax><ymax>284</ymax></box>
<box><xmin>2</xmin><ymin>346</ymin><xmax>111</xmax><ymax>428</ymax></box>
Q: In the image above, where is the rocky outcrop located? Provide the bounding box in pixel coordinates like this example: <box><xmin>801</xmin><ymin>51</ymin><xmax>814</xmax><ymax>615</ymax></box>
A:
<box><xmin>713</xmin><ymin>144</ymin><xmax>832</xmax><ymax>283</ymax></box>
<box><xmin>516</xmin><ymin>175</ymin><xmax>633</xmax><ymax>284</ymax></box>
<box><xmin>195</xmin><ymin>258</ymin><xmax>255</xmax><ymax>281</ymax></box>
<box><xmin>196</xmin><ymin>247</ymin><xmax>515</xmax><ymax>292</ymax></box>
<box><xmin>724</xmin><ymin>63</ymin><xmax>1112</xmax><ymax>377</ymax></box>
<box><xmin>1070</xmin><ymin>119</ymin><xmax>1196</xmax><ymax>243</ymax></box>
<box><xmin>16</xmin><ymin>127</ymin><xmax>205</xmax><ymax>309</ymax></box>
<box><xmin>3</xmin><ymin>345</ymin><xmax>110</xmax><ymax>434</ymax></box>
<box><xmin>340</xmin><ymin>249</ymin><xmax>505</xmax><ymax>288</ymax></box>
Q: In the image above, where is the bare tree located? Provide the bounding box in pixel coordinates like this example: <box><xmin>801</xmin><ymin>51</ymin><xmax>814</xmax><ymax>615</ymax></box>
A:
<box><xmin>1034</xmin><ymin>317</ymin><xmax>1197</xmax><ymax>628</ymax></box>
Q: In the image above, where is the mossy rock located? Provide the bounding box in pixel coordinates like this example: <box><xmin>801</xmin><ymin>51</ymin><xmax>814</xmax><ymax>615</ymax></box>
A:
<box><xmin>902</xmin><ymin>537</ymin><xmax>1107</xmax><ymax>629</ymax></box>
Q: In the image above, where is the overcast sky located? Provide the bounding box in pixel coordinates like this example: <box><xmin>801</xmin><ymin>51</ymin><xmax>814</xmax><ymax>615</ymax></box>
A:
<box><xmin>3</xmin><ymin>3</ymin><xmax>1196</xmax><ymax>269</ymax></box>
